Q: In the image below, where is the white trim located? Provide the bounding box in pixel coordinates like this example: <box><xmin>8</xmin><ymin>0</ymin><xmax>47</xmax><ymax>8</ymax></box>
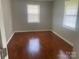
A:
<box><xmin>7</xmin><ymin>32</ymin><xmax>15</xmax><ymax>45</ymax></box>
<box><xmin>51</xmin><ymin>31</ymin><xmax>74</xmax><ymax>47</ymax></box>
<box><xmin>15</xmin><ymin>29</ymin><xmax>51</xmax><ymax>32</ymax></box>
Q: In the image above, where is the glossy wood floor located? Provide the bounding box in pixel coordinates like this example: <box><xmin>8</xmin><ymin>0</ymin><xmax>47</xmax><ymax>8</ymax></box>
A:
<box><xmin>8</xmin><ymin>31</ymin><xmax>73</xmax><ymax>59</ymax></box>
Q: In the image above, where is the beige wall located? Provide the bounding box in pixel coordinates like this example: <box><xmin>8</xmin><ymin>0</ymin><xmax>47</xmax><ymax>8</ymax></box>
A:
<box><xmin>11</xmin><ymin>0</ymin><xmax>53</xmax><ymax>32</ymax></box>
<box><xmin>52</xmin><ymin>0</ymin><xmax>79</xmax><ymax>59</ymax></box>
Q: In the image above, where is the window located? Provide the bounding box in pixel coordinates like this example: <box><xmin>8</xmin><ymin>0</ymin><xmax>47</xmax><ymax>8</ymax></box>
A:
<box><xmin>63</xmin><ymin>0</ymin><xmax>78</xmax><ymax>30</ymax></box>
<box><xmin>27</xmin><ymin>4</ymin><xmax>40</xmax><ymax>23</ymax></box>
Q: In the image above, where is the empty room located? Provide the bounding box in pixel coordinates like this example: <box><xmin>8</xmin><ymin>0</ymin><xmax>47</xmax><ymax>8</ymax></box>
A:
<box><xmin>0</xmin><ymin>0</ymin><xmax>79</xmax><ymax>59</ymax></box>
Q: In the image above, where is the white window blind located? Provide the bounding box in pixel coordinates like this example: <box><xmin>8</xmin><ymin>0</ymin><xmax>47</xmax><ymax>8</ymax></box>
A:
<box><xmin>63</xmin><ymin>0</ymin><xmax>78</xmax><ymax>30</ymax></box>
<box><xmin>27</xmin><ymin>5</ymin><xmax>40</xmax><ymax>23</ymax></box>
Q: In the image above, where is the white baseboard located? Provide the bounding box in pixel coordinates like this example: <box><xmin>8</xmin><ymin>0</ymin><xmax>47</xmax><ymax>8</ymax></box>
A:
<box><xmin>52</xmin><ymin>31</ymin><xmax>74</xmax><ymax>47</ymax></box>
<box><xmin>7</xmin><ymin>32</ymin><xmax>15</xmax><ymax>45</ymax></box>
<box><xmin>15</xmin><ymin>29</ymin><xmax>51</xmax><ymax>32</ymax></box>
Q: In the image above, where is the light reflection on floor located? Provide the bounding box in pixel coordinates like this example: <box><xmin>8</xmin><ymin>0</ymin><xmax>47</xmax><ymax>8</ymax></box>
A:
<box><xmin>27</xmin><ymin>37</ymin><xmax>40</xmax><ymax>55</ymax></box>
<box><xmin>58</xmin><ymin>50</ymin><xmax>70</xmax><ymax>59</ymax></box>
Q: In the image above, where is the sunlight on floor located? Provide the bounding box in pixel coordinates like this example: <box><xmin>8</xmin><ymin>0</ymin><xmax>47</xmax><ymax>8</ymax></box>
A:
<box><xmin>58</xmin><ymin>50</ymin><xmax>70</xmax><ymax>59</ymax></box>
<box><xmin>28</xmin><ymin>38</ymin><xmax>40</xmax><ymax>54</ymax></box>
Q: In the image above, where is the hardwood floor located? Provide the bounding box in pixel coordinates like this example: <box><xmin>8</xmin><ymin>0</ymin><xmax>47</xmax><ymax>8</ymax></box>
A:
<box><xmin>8</xmin><ymin>31</ymin><xmax>73</xmax><ymax>59</ymax></box>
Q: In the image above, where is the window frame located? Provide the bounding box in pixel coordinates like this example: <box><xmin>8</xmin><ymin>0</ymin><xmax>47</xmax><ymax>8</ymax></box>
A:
<box><xmin>63</xmin><ymin>0</ymin><xmax>78</xmax><ymax>31</ymax></box>
<box><xmin>27</xmin><ymin>4</ymin><xmax>40</xmax><ymax>23</ymax></box>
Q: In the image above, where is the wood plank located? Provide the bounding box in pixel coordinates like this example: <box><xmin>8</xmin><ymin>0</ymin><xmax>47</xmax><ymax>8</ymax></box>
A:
<box><xmin>8</xmin><ymin>31</ymin><xmax>73</xmax><ymax>59</ymax></box>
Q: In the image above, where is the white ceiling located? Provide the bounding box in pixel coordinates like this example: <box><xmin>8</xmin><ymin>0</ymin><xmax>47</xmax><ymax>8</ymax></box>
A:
<box><xmin>16</xmin><ymin>0</ymin><xmax>54</xmax><ymax>2</ymax></box>
<box><xmin>30</xmin><ymin>0</ymin><xmax>54</xmax><ymax>1</ymax></box>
